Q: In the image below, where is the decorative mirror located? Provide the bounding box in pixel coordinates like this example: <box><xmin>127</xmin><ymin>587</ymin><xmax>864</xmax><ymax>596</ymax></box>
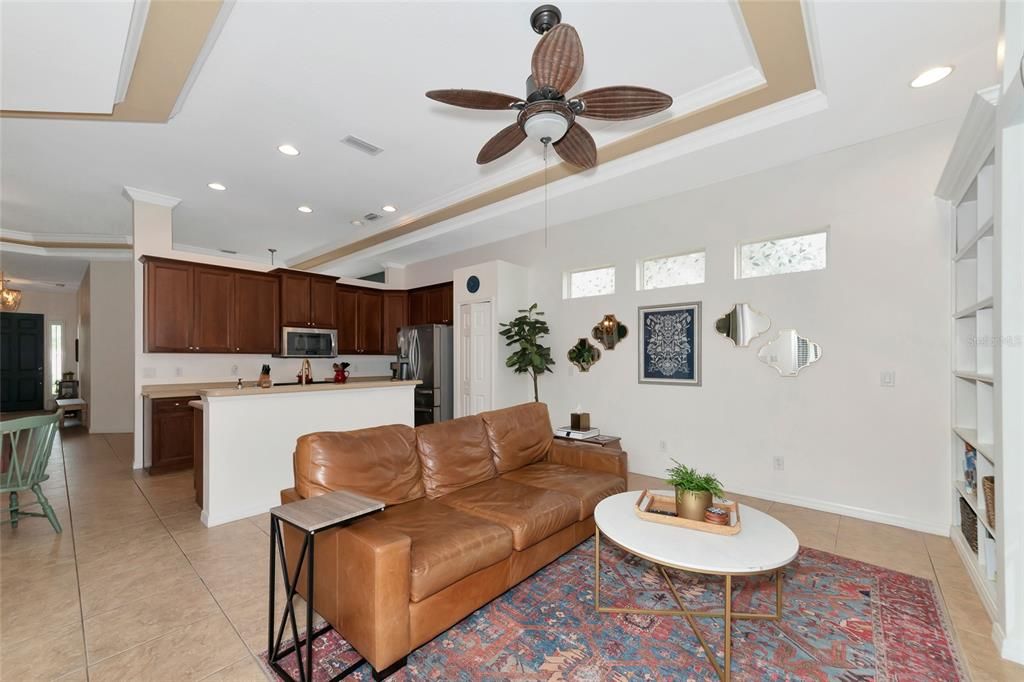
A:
<box><xmin>758</xmin><ymin>329</ymin><xmax>822</xmax><ymax>377</ymax></box>
<box><xmin>567</xmin><ymin>338</ymin><xmax>602</xmax><ymax>372</ymax></box>
<box><xmin>715</xmin><ymin>303</ymin><xmax>771</xmax><ymax>347</ymax></box>
<box><xmin>591</xmin><ymin>314</ymin><xmax>628</xmax><ymax>350</ymax></box>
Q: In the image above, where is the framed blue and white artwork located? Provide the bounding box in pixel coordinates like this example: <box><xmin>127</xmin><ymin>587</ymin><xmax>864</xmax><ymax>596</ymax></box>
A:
<box><xmin>638</xmin><ymin>302</ymin><xmax>701</xmax><ymax>386</ymax></box>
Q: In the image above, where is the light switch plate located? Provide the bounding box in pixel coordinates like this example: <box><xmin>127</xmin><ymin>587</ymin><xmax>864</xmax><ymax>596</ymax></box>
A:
<box><xmin>880</xmin><ymin>370</ymin><xmax>896</xmax><ymax>387</ymax></box>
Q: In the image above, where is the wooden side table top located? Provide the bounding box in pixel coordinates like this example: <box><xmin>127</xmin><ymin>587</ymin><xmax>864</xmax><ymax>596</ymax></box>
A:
<box><xmin>270</xmin><ymin>489</ymin><xmax>384</xmax><ymax>532</ymax></box>
<box><xmin>554</xmin><ymin>433</ymin><xmax>622</xmax><ymax>450</ymax></box>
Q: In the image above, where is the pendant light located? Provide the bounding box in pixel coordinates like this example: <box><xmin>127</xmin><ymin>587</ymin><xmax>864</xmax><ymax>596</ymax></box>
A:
<box><xmin>0</xmin><ymin>272</ymin><xmax>22</xmax><ymax>311</ymax></box>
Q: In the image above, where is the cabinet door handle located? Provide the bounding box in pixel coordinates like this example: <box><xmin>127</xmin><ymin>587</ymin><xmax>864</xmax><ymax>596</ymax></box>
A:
<box><xmin>235</xmin><ymin>347</ymin><xmax>240</xmax><ymax>351</ymax></box>
<box><xmin>174</xmin><ymin>403</ymin><xmax>180</xmax><ymax>407</ymax></box>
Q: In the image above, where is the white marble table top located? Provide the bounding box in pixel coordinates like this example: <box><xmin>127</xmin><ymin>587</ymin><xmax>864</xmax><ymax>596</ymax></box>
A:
<box><xmin>594</xmin><ymin>490</ymin><xmax>799</xmax><ymax>575</ymax></box>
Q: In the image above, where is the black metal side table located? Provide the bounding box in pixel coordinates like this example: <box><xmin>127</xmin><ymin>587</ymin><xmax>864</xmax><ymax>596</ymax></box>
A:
<box><xmin>268</xmin><ymin>490</ymin><xmax>384</xmax><ymax>682</ymax></box>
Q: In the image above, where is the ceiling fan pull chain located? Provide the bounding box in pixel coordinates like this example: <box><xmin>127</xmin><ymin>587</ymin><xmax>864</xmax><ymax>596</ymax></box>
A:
<box><xmin>543</xmin><ymin>143</ymin><xmax>549</xmax><ymax>249</ymax></box>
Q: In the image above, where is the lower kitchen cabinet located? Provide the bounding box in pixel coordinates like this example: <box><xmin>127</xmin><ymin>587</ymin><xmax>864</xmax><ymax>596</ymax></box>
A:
<box><xmin>150</xmin><ymin>397</ymin><xmax>199</xmax><ymax>474</ymax></box>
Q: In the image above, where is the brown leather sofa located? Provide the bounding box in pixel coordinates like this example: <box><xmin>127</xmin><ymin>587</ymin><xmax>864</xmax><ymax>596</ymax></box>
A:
<box><xmin>280</xmin><ymin>402</ymin><xmax>627</xmax><ymax>679</ymax></box>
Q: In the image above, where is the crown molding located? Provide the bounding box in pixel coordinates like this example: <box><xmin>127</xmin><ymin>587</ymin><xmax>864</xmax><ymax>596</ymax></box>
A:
<box><xmin>123</xmin><ymin>186</ymin><xmax>181</xmax><ymax>207</ymax></box>
<box><xmin>935</xmin><ymin>86</ymin><xmax>999</xmax><ymax>201</ymax></box>
<box><xmin>0</xmin><ymin>240</ymin><xmax>132</xmax><ymax>261</ymax></box>
<box><xmin>115</xmin><ymin>0</ymin><xmax>150</xmax><ymax>104</ymax></box>
<box><xmin>1</xmin><ymin>229</ymin><xmax>131</xmax><ymax>245</ymax></box>
<box><xmin>4</xmin><ymin>278</ymin><xmax>79</xmax><ymax>293</ymax></box>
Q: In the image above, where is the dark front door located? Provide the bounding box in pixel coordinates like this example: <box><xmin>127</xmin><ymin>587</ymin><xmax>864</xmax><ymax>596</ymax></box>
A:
<box><xmin>0</xmin><ymin>313</ymin><xmax>45</xmax><ymax>412</ymax></box>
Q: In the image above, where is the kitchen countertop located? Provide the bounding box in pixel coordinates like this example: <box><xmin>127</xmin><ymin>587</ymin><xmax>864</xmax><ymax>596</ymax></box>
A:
<box><xmin>200</xmin><ymin>379</ymin><xmax>420</xmax><ymax>398</ymax></box>
<box><xmin>141</xmin><ymin>376</ymin><xmax>396</xmax><ymax>399</ymax></box>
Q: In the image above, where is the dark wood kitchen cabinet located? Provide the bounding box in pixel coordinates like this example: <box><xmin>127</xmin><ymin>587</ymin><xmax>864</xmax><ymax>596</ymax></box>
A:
<box><xmin>150</xmin><ymin>396</ymin><xmax>198</xmax><ymax>474</ymax></box>
<box><xmin>234</xmin><ymin>271</ymin><xmax>279</xmax><ymax>353</ymax></box>
<box><xmin>143</xmin><ymin>257</ymin><xmax>282</xmax><ymax>354</ymax></box>
<box><xmin>192</xmin><ymin>266</ymin><xmax>235</xmax><ymax>353</ymax></box>
<box><xmin>381</xmin><ymin>291</ymin><xmax>408</xmax><ymax>354</ymax></box>
<box><xmin>275</xmin><ymin>270</ymin><xmax>338</xmax><ymax>329</ymax></box>
<box><xmin>144</xmin><ymin>258</ymin><xmax>194</xmax><ymax>352</ymax></box>
<box><xmin>336</xmin><ymin>286</ymin><xmax>384</xmax><ymax>354</ymax></box>
<box><xmin>408</xmin><ymin>282</ymin><xmax>453</xmax><ymax>325</ymax></box>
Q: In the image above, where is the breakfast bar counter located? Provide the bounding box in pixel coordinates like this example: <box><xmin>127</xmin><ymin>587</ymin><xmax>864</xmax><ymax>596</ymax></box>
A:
<box><xmin>197</xmin><ymin>379</ymin><xmax>419</xmax><ymax>526</ymax></box>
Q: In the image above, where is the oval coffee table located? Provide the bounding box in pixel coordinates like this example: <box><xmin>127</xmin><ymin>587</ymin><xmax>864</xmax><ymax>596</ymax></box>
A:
<box><xmin>594</xmin><ymin>491</ymin><xmax>799</xmax><ymax>681</ymax></box>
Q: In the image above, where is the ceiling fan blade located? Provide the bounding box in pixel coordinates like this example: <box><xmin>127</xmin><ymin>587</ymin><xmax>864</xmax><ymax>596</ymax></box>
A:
<box><xmin>477</xmin><ymin>123</ymin><xmax>527</xmax><ymax>164</ymax></box>
<box><xmin>531</xmin><ymin>24</ymin><xmax>584</xmax><ymax>94</ymax></box>
<box><xmin>553</xmin><ymin>122</ymin><xmax>596</xmax><ymax>169</ymax></box>
<box><xmin>426</xmin><ymin>89</ymin><xmax>522</xmax><ymax>110</ymax></box>
<box><xmin>574</xmin><ymin>86</ymin><xmax>673</xmax><ymax>120</ymax></box>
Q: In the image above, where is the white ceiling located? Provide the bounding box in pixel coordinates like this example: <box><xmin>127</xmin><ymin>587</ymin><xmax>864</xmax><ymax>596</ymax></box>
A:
<box><xmin>0</xmin><ymin>0</ymin><xmax>138</xmax><ymax>113</ymax></box>
<box><xmin>0</xmin><ymin>250</ymin><xmax>88</xmax><ymax>290</ymax></box>
<box><xmin>1</xmin><ymin>1</ymin><xmax>757</xmax><ymax>257</ymax></box>
<box><xmin>0</xmin><ymin>1</ymin><xmax>1001</xmax><ymax>279</ymax></box>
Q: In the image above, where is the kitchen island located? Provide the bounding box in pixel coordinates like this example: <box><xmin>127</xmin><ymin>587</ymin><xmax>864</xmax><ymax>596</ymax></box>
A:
<box><xmin>195</xmin><ymin>379</ymin><xmax>418</xmax><ymax>526</ymax></box>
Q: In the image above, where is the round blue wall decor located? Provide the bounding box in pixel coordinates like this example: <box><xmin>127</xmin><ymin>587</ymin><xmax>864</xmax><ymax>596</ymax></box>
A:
<box><xmin>466</xmin><ymin>275</ymin><xmax>480</xmax><ymax>294</ymax></box>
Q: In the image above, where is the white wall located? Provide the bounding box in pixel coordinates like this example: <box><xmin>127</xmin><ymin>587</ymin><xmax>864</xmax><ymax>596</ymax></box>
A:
<box><xmin>86</xmin><ymin>261</ymin><xmax>133</xmax><ymax>432</ymax></box>
<box><xmin>405</xmin><ymin>119</ymin><xmax>955</xmax><ymax>534</ymax></box>
<box><xmin>15</xmin><ymin>288</ymin><xmax>79</xmax><ymax>410</ymax></box>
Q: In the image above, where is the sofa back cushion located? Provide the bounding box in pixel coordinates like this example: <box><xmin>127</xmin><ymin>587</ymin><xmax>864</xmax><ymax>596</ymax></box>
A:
<box><xmin>480</xmin><ymin>402</ymin><xmax>554</xmax><ymax>473</ymax></box>
<box><xmin>293</xmin><ymin>424</ymin><xmax>425</xmax><ymax>503</ymax></box>
<box><xmin>415</xmin><ymin>415</ymin><xmax>496</xmax><ymax>498</ymax></box>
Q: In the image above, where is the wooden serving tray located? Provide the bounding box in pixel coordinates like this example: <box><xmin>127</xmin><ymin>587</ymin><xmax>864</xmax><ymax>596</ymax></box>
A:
<box><xmin>633</xmin><ymin>489</ymin><xmax>742</xmax><ymax>536</ymax></box>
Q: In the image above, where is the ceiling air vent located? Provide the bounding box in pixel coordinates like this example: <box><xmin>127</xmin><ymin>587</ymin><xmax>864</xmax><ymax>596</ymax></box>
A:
<box><xmin>342</xmin><ymin>135</ymin><xmax>383</xmax><ymax>156</ymax></box>
<box><xmin>363</xmin><ymin>212</ymin><xmax>382</xmax><ymax>221</ymax></box>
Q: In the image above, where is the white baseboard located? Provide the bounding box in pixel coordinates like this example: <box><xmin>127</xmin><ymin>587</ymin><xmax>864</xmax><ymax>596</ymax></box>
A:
<box><xmin>997</xmin><ymin>623</ymin><xmax>1024</xmax><ymax>665</ymax></box>
<box><xmin>723</xmin><ymin>484</ymin><xmax>949</xmax><ymax>536</ymax></box>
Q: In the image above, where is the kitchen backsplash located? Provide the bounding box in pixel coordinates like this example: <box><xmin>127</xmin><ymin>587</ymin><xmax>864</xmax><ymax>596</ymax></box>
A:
<box><xmin>138</xmin><ymin>353</ymin><xmax>395</xmax><ymax>384</ymax></box>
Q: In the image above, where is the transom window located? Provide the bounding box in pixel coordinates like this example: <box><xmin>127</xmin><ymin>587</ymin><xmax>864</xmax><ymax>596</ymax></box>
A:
<box><xmin>565</xmin><ymin>266</ymin><xmax>615</xmax><ymax>299</ymax></box>
<box><xmin>639</xmin><ymin>250</ymin><xmax>706</xmax><ymax>290</ymax></box>
<box><xmin>738</xmin><ymin>230</ymin><xmax>827</xmax><ymax>279</ymax></box>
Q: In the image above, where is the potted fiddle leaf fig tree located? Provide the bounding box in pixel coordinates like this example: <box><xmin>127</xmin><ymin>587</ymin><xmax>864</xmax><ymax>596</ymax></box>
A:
<box><xmin>499</xmin><ymin>303</ymin><xmax>555</xmax><ymax>402</ymax></box>
<box><xmin>666</xmin><ymin>460</ymin><xmax>724</xmax><ymax>521</ymax></box>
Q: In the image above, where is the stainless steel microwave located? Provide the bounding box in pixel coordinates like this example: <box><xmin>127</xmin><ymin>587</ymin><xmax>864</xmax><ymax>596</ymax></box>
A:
<box><xmin>276</xmin><ymin>327</ymin><xmax>337</xmax><ymax>358</ymax></box>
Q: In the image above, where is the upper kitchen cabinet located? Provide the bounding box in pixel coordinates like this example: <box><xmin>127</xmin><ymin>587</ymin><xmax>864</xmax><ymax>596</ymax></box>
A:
<box><xmin>142</xmin><ymin>256</ymin><xmax>280</xmax><ymax>354</ymax></box>
<box><xmin>192</xmin><ymin>266</ymin><xmax>235</xmax><ymax>353</ymax></box>
<box><xmin>234</xmin><ymin>272</ymin><xmax>279</xmax><ymax>353</ymax></box>
<box><xmin>336</xmin><ymin>286</ymin><xmax>384</xmax><ymax>354</ymax></box>
<box><xmin>381</xmin><ymin>291</ymin><xmax>408</xmax><ymax>354</ymax></box>
<box><xmin>274</xmin><ymin>270</ymin><xmax>337</xmax><ymax>328</ymax></box>
<box><xmin>143</xmin><ymin>257</ymin><xmax>194</xmax><ymax>352</ymax></box>
<box><xmin>408</xmin><ymin>282</ymin><xmax>453</xmax><ymax>326</ymax></box>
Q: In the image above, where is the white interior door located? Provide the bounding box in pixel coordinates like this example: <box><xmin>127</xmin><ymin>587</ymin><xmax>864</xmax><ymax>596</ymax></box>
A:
<box><xmin>459</xmin><ymin>301</ymin><xmax>492</xmax><ymax>416</ymax></box>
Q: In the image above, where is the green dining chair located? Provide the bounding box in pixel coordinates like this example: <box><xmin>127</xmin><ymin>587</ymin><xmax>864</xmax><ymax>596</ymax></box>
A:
<box><xmin>1</xmin><ymin>410</ymin><xmax>63</xmax><ymax>533</ymax></box>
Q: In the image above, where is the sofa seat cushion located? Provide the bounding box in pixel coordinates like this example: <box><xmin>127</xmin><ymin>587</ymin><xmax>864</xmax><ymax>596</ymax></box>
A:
<box><xmin>369</xmin><ymin>498</ymin><xmax>513</xmax><ymax>603</ymax></box>
<box><xmin>501</xmin><ymin>462</ymin><xmax>626</xmax><ymax>521</ymax></box>
<box><xmin>437</xmin><ymin>478</ymin><xmax>578</xmax><ymax>551</ymax></box>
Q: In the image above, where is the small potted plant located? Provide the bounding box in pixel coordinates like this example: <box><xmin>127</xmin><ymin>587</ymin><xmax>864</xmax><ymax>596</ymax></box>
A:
<box><xmin>666</xmin><ymin>460</ymin><xmax>724</xmax><ymax>521</ymax></box>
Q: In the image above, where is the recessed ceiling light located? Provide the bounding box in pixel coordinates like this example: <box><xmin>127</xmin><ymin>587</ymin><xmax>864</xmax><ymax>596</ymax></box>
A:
<box><xmin>278</xmin><ymin>144</ymin><xmax>300</xmax><ymax>156</ymax></box>
<box><xmin>208</xmin><ymin>182</ymin><xmax>227</xmax><ymax>191</ymax></box>
<box><xmin>910</xmin><ymin>66</ymin><xmax>953</xmax><ymax>88</ymax></box>
<box><xmin>381</xmin><ymin>205</ymin><xmax>397</xmax><ymax>213</ymax></box>
<box><xmin>351</xmin><ymin>219</ymin><xmax>363</xmax><ymax>226</ymax></box>
<box><xmin>298</xmin><ymin>206</ymin><xmax>313</xmax><ymax>214</ymax></box>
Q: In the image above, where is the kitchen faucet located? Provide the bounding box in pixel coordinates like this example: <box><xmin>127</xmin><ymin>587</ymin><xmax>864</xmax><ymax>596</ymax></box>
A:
<box><xmin>297</xmin><ymin>359</ymin><xmax>312</xmax><ymax>385</ymax></box>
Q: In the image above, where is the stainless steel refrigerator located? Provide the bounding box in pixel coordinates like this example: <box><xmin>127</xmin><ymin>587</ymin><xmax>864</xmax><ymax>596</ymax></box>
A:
<box><xmin>397</xmin><ymin>324</ymin><xmax>453</xmax><ymax>426</ymax></box>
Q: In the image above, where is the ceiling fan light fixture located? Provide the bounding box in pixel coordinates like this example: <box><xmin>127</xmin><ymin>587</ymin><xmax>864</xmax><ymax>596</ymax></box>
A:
<box><xmin>523</xmin><ymin>111</ymin><xmax>569</xmax><ymax>144</ymax></box>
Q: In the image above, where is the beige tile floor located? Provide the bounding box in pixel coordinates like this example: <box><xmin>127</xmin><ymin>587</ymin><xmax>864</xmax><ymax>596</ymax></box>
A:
<box><xmin>0</xmin><ymin>429</ymin><xmax>1020</xmax><ymax>680</ymax></box>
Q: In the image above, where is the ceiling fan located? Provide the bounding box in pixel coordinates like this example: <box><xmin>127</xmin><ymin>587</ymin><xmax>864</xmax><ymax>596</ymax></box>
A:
<box><xmin>426</xmin><ymin>4</ymin><xmax>673</xmax><ymax>170</ymax></box>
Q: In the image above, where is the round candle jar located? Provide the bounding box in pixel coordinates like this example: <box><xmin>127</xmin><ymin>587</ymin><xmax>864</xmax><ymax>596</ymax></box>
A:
<box><xmin>704</xmin><ymin>507</ymin><xmax>730</xmax><ymax>525</ymax></box>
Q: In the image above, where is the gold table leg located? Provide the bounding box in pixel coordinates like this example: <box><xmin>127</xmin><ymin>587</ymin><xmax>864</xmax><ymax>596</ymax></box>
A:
<box><xmin>594</xmin><ymin>533</ymin><xmax>785</xmax><ymax>681</ymax></box>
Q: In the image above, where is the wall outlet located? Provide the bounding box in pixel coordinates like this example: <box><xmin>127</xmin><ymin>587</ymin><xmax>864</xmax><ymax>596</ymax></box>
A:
<box><xmin>142</xmin><ymin>367</ymin><xmax>156</xmax><ymax>379</ymax></box>
<box><xmin>230</xmin><ymin>364</ymin><xmax>239</xmax><ymax>376</ymax></box>
<box><xmin>658</xmin><ymin>440</ymin><xmax>668</xmax><ymax>453</ymax></box>
<box><xmin>880</xmin><ymin>370</ymin><xmax>896</xmax><ymax>387</ymax></box>
<box><xmin>175</xmin><ymin>367</ymin><xmax>184</xmax><ymax>377</ymax></box>
<box><xmin>773</xmin><ymin>456</ymin><xmax>785</xmax><ymax>471</ymax></box>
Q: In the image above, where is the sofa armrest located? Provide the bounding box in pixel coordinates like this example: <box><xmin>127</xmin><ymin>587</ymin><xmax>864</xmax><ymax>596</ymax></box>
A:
<box><xmin>548</xmin><ymin>440</ymin><xmax>628</xmax><ymax>481</ymax></box>
<box><xmin>334</xmin><ymin>521</ymin><xmax>412</xmax><ymax>671</ymax></box>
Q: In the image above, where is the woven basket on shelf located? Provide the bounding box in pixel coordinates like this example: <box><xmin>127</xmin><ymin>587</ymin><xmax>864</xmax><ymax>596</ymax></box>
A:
<box><xmin>982</xmin><ymin>476</ymin><xmax>996</xmax><ymax>530</ymax></box>
<box><xmin>960</xmin><ymin>496</ymin><xmax>979</xmax><ymax>553</ymax></box>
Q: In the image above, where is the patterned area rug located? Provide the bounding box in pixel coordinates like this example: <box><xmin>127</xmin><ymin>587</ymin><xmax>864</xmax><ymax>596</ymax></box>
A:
<box><xmin>261</xmin><ymin>538</ymin><xmax>966</xmax><ymax>680</ymax></box>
